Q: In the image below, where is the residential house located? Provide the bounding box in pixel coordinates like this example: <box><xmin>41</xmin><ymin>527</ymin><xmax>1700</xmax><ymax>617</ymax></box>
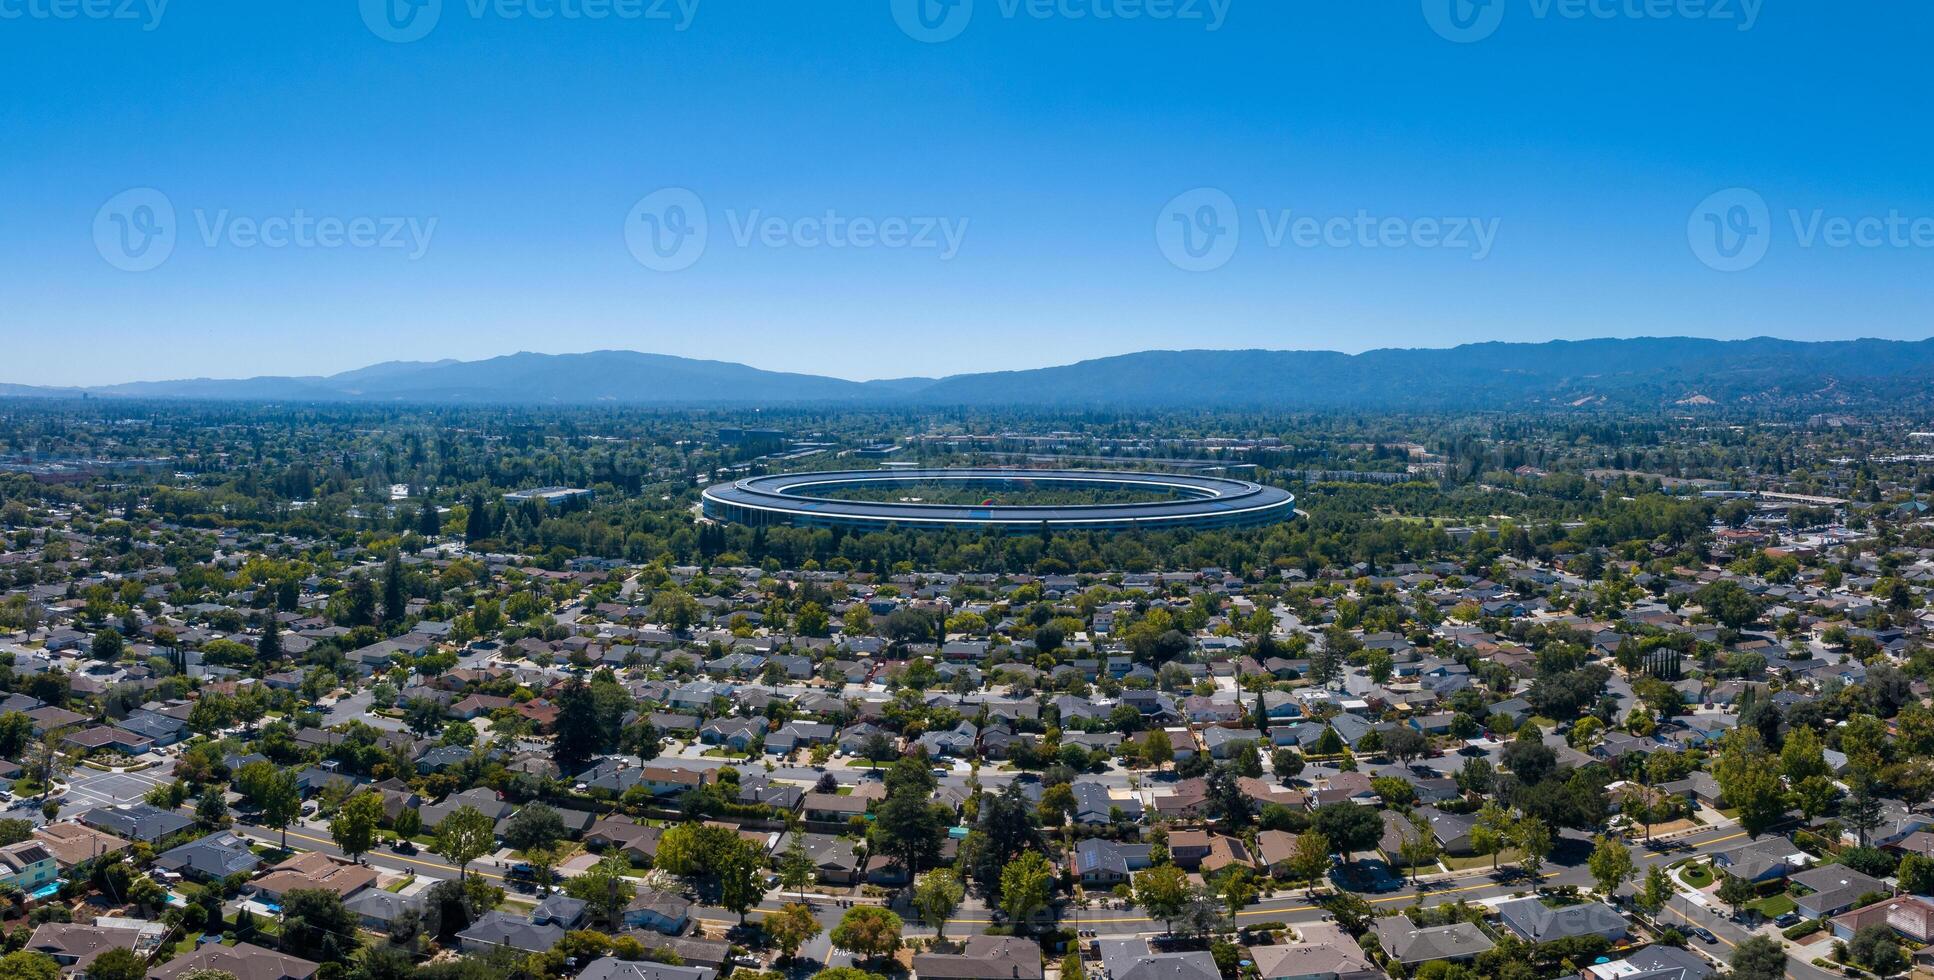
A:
<box><xmin>1831</xmin><ymin>896</ymin><xmax>1934</xmax><ymax>946</ymax></box>
<box><xmin>576</xmin><ymin>957</ymin><xmax>717</xmax><ymax>980</ymax></box>
<box><xmin>1249</xmin><ymin>923</ymin><xmax>1377</xmax><ymax>980</ymax></box>
<box><xmin>150</xmin><ymin>942</ymin><xmax>319</xmax><ymax>980</ymax></box>
<box><xmin>1069</xmin><ymin>838</ymin><xmax>1151</xmax><ymax>888</ymax></box>
<box><xmin>1370</xmin><ymin>919</ymin><xmax>1495</xmax><ymax>967</ymax></box>
<box><xmin>911</xmin><ymin>935</ymin><xmax>1044</xmax><ymax>980</ymax></box>
<box><xmin>0</xmin><ymin>840</ymin><xmax>57</xmax><ymax>893</ymax></box>
<box><xmin>624</xmin><ymin>888</ymin><xmax>693</xmax><ymax>934</ymax></box>
<box><xmin>77</xmin><ymin>804</ymin><xmax>193</xmax><ymax>843</ymax></box>
<box><xmin>1494</xmin><ymin>898</ymin><xmax>1629</xmax><ymax>944</ymax></box>
<box><xmin>155</xmin><ymin>832</ymin><xmax>261</xmax><ymax>882</ymax></box>
<box><xmin>1712</xmin><ymin>835</ymin><xmax>1809</xmax><ymax>883</ymax></box>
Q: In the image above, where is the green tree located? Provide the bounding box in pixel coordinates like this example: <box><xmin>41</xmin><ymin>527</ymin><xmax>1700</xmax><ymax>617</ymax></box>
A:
<box><xmin>780</xmin><ymin>830</ymin><xmax>816</xmax><ymax>902</ymax></box>
<box><xmin>280</xmin><ymin>888</ymin><xmax>362</xmax><ymax>962</ymax></box>
<box><xmin>1637</xmin><ymin>865</ymin><xmax>1672</xmax><ymax>916</ymax></box>
<box><xmin>235</xmin><ymin>761</ymin><xmax>301</xmax><ymax>849</ymax></box>
<box><xmin>0</xmin><ymin>952</ymin><xmax>59</xmax><ymax>980</ymax></box>
<box><xmin>718</xmin><ymin>840</ymin><xmax>763</xmax><ymax>925</ymax></box>
<box><xmin>914</xmin><ymin>869</ymin><xmax>965</xmax><ymax>941</ymax></box>
<box><xmin>502</xmin><ymin>804</ymin><xmax>566</xmax><ymax>853</ymax></box>
<box><xmin>330</xmin><ymin>791</ymin><xmax>384</xmax><ymax>864</ymax></box>
<box><xmin>829</xmin><ymin>906</ymin><xmax>902</xmax><ymax>961</ymax></box>
<box><xmin>1289</xmin><ymin>830</ymin><xmax>1330</xmax><ymax>895</ymax></box>
<box><xmin>551</xmin><ymin>675</ymin><xmax>604</xmax><ymax>775</ymax></box>
<box><xmin>1142</xmin><ymin>728</ymin><xmax>1173</xmax><ymax>770</ymax></box>
<box><xmin>1729</xmin><ymin>936</ymin><xmax>1786</xmax><ymax>980</ymax></box>
<box><xmin>1712</xmin><ymin>730</ymin><xmax>1787</xmax><ymax>839</ymax></box>
<box><xmin>1271</xmin><ymin>748</ymin><xmax>1304</xmax><ymax>782</ymax></box>
<box><xmin>394</xmin><ymin>806</ymin><xmax>422</xmax><ymax>841</ymax></box>
<box><xmin>84</xmin><ymin>948</ymin><xmax>146</xmax><ymax>980</ymax></box>
<box><xmin>999</xmin><ymin>850</ymin><xmax>1054</xmax><ymax>933</ymax></box>
<box><xmin>256</xmin><ymin>617</ymin><xmax>282</xmax><ymax>661</ymax></box>
<box><xmin>1792</xmin><ymin>774</ymin><xmax>1837</xmax><ymax>823</ymax></box>
<box><xmin>765</xmin><ymin>903</ymin><xmax>822</xmax><ymax>962</ymax></box>
<box><xmin>382</xmin><ymin>555</ymin><xmax>407</xmax><ymax>625</ymax></box>
<box><xmin>1134</xmin><ymin>864</ymin><xmax>1190</xmax><ymax>935</ymax></box>
<box><xmin>433</xmin><ymin>804</ymin><xmax>497</xmax><ymax>880</ymax></box>
<box><xmin>564</xmin><ymin>854</ymin><xmax>637</xmax><ymax>929</ymax></box>
<box><xmin>1471</xmin><ymin>802</ymin><xmax>1512</xmax><ymax>871</ymax></box>
<box><xmin>1844</xmin><ymin>776</ymin><xmax>1885</xmax><ymax>848</ymax></box>
<box><xmin>1515</xmin><ymin>816</ymin><xmax>1552</xmax><ymax>878</ymax></box>
<box><xmin>1587</xmin><ymin>835</ymin><xmax>1635</xmax><ymax>899</ymax></box>
<box><xmin>1397</xmin><ymin>814</ymin><xmax>1441</xmax><ymax>884</ymax></box>
<box><xmin>1779</xmin><ymin>725</ymin><xmax>1829</xmax><ymax>783</ymax></box>
<box><xmin>1715</xmin><ymin>871</ymin><xmax>1756</xmax><ymax>918</ymax></box>
<box><xmin>1847</xmin><ymin>924</ymin><xmax>1906</xmax><ymax>975</ymax></box>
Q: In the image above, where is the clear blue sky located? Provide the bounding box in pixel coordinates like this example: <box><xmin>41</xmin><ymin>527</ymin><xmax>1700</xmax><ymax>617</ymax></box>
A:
<box><xmin>3</xmin><ymin>1</ymin><xmax>1931</xmax><ymax>385</ymax></box>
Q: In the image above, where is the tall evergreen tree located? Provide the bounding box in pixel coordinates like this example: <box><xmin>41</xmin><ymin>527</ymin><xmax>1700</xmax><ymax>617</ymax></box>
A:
<box><xmin>551</xmin><ymin>676</ymin><xmax>602</xmax><ymax>775</ymax></box>
<box><xmin>464</xmin><ymin>492</ymin><xmax>492</xmax><ymax>541</ymax></box>
<box><xmin>257</xmin><ymin>616</ymin><xmax>282</xmax><ymax>661</ymax></box>
<box><xmin>382</xmin><ymin>555</ymin><xmax>407</xmax><ymax>626</ymax></box>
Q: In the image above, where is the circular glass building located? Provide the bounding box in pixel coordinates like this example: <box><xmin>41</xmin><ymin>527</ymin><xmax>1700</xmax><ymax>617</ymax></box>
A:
<box><xmin>701</xmin><ymin>468</ymin><xmax>1295</xmax><ymax>533</ymax></box>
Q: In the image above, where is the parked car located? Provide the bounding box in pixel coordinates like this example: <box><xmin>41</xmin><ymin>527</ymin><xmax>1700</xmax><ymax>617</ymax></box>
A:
<box><xmin>1688</xmin><ymin>927</ymin><xmax>1718</xmax><ymax>944</ymax></box>
<box><xmin>1774</xmin><ymin>912</ymin><xmax>1802</xmax><ymax>928</ymax></box>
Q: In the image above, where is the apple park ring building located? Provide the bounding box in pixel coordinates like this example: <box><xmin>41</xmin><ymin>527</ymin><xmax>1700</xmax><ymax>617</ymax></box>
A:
<box><xmin>701</xmin><ymin>468</ymin><xmax>1296</xmax><ymax>533</ymax></box>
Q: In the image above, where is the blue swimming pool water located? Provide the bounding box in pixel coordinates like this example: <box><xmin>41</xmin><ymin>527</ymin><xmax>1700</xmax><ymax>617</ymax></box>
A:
<box><xmin>29</xmin><ymin>882</ymin><xmax>59</xmax><ymax>900</ymax></box>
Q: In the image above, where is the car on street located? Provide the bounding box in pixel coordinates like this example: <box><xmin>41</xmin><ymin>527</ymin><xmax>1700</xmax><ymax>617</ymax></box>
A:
<box><xmin>1688</xmin><ymin>927</ymin><xmax>1718</xmax><ymax>944</ymax></box>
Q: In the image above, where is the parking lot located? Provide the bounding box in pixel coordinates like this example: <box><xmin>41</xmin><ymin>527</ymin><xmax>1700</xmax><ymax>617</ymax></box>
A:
<box><xmin>56</xmin><ymin>761</ymin><xmax>176</xmax><ymax>820</ymax></box>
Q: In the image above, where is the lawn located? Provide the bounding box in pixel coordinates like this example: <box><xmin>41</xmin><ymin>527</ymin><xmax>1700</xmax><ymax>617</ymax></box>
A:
<box><xmin>1679</xmin><ymin>864</ymin><xmax>1714</xmax><ymax>888</ymax></box>
<box><xmin>1748</xmin><ymin>894</ymin><xmax>1797</xmax><ymax>919</ymax></box>
<box><xmin>1440</xmin><ymin>851</ymin><xmax>1522</xmax><ymax>872</ymax></box>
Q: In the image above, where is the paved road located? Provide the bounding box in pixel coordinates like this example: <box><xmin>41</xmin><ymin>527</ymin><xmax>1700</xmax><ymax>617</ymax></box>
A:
<box><xmin>229</xmin><ymin>817</ymin><xmax>495</xmax><ymax>883</ymax></box>
<box><xmin>1660</xmin><ymin>894</ymin><xmax>1835</xmax><ymax>980</ymax></box>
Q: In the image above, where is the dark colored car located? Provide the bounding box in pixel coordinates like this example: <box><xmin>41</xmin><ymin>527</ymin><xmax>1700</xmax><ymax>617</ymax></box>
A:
<box><xmin>1774</xmin><ymin>912</ymin><xmax>1802</xmax><ymax>928</ymax></box>
<box><xmin>1689</xmin><ymin>927</ymin><xmax>1718</xmax><ymax>944</ymax></box>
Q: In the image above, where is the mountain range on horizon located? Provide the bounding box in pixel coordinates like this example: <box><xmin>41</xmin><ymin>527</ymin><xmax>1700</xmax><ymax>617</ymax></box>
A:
<box><xmin>5</xmin><ymin>337</ymin><xmax>1934</xmax><ymax>411</ymax></box>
